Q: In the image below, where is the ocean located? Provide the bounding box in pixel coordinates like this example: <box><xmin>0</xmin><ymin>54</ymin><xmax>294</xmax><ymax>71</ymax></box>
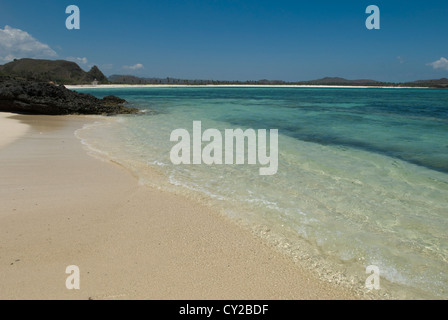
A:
<box><xmin>74</xmin><ymin>86</ymin><xmax>448</xmax><ymax>299</ymax></box>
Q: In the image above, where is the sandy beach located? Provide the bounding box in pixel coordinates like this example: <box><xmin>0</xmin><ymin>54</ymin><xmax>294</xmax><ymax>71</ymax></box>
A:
<box><xmin>0</xmin><ymin>113</ymin><xmax>30</xmax><ymax>149</ymax></box>
<box><xmin>0</xmin><ymin>112</ymin><xmax>356</xmax><ymax>300</ymax></box>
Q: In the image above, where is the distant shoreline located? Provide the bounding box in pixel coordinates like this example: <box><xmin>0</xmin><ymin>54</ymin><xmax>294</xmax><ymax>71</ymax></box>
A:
<box><xmin>66</xmin><ymin>84</ymin><xmax>432</xmax><ymax>89</ymax></box>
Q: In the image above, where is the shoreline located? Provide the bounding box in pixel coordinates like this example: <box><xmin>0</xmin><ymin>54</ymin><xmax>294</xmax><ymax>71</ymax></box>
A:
<box><xmin>0</xmin><ymin>113</ymin><xmax>30</xmax><ymax>149</ymax></box>
<box><xmin>0</xmin><ymin>112</ymin><xmax>357</xmax><ymax>299</ymax></box>
<box><xmin>66</xmin><ymin>84</ymin><xmax>431</xmax><ymax>89</ymax></box>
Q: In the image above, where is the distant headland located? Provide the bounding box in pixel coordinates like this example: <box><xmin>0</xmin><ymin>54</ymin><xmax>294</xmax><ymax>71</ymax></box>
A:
<box><xmin>1</xmin><ymin>58</ymin><xmax>447</xmax><ymax>116</ymax></box>
<box><xmin>1</xmin><ymin>58</ymin><xmax>447</xmax><ymax>88</ymax></box>
<box><xmin>0</xmin><ymin>59</ymin><xmax>140</xmax><ymax>115</ymax></box>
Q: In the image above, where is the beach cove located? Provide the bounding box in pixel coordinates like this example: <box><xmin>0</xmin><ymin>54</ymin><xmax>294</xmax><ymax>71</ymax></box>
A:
<box><xmin>70</xmin><ymin>86</ymin><xmax>448</xmax><ymax>299</ymax></box>
<box><xmin>0</xmin><ymin>112</ymin><xmax>355</xmax><ymax>299</ymax></box>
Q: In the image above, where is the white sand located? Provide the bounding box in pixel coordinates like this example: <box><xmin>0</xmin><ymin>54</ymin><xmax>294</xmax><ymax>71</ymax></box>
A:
<box><xmin>0</xmin><ymin>114</ymin><xmax>357</xmax><ymax>300</ymax></box>
<box><xmin>0</xmin><ymin>113</ymin><xmax>30</xmax><ymax>149</ymax></box>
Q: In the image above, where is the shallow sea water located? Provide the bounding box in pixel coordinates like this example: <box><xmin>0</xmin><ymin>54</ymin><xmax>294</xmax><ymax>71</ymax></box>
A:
<box><xmin>75</xmin><ymin>87</ymin><xmax>448</xmax><ymax>299</ymax></box>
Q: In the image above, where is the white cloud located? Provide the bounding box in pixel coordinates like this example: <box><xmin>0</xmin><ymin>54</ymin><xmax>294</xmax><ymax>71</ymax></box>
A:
<box><xmin>0</xmin><ymin>25</ymin><xmax>57</xmax><ymax>63</ymax></box>
<box><xmin>397</xmin><ymin>56</ymin><xmax>405</xmax><ymax>64</ymax></box>
<box><xmin>66</xmin><ymin>56</ymin><xmax>88</xmax><ymax>65</ymax></box>
<box><xmin>427</xmin><ymin>57</ymin><xmax>448</xmax><ymax>71</ymax></box>
<box><xmin>123</xmin><ymin>63</ymin><xmax>144</xmax><ymax>70</ymax></box>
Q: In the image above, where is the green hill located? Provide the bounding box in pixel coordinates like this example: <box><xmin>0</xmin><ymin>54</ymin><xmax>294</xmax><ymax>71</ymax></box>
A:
<box><xmin>403</xmin><ymin>78</ymin><xmax>448</xmax><ymax>88</ymax></box>
<box><xmin>0</xmin><ymin>58</ymin><xmax>108</xmax><ymax>85</ymax></box>
<box><xmin>86</xmin><ymin>65</ymin><xmax>108</xmax><ymax>83</ymax></box>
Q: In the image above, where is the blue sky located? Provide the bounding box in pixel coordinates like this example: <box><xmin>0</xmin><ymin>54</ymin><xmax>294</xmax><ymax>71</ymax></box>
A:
<box><xmin>0</xmin><ymin>0</ymin><xmax>447</xmax><ymax>82</ymax></box>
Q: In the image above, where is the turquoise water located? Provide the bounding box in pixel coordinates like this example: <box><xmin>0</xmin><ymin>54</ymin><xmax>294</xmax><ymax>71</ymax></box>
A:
<box><xmin>75</xmin><ymin>87</ymin><xmax>448</xmax><ymax>299</ymax></box>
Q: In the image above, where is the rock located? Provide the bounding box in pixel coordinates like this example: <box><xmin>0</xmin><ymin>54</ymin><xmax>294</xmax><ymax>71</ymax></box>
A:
<box><xmin>0</xmin><ymin>77</ymin><xmax>139</xmax><ymax>115</ymax></box>
<box><xmin>102</xmin><ymin>95</ymin><xmax>127</xmax><ymax>104</ymax></box>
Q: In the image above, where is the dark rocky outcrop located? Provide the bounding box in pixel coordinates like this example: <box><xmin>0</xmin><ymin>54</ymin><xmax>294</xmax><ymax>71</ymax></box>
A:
<box><xmin>0</xmin><ymin>77</ymin><xmax>139</xmax><ymax>115</ymax></box>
